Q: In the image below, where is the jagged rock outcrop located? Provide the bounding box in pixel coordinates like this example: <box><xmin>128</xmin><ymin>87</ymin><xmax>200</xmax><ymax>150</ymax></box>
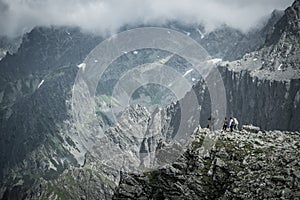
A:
<box><xmin>114</xmin><ymin>127</ymin><xmax>300</xmax><ymax>199</ymax></box>
<box><xmin>0</xmin><ymin>1</ymin><xmax>298</xmax><ymax>199</ymax></box>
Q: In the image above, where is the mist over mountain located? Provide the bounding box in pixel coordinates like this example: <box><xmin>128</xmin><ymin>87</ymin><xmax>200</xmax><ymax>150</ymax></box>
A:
<box><xmin>0</xmin><ymin>0</ymin><xmax>293</xmax><ymax>37</ymax></box>
<box><xmin>0</xmin><ymin>0</ymin><xmax>299</xmax><ymax>199</ymax></box>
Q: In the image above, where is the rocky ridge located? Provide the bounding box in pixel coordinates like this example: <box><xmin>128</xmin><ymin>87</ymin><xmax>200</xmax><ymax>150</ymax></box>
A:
<box><xmin>114</xmin><ymin>126</ymin><xmax>300</xmax><ymax>199</ymax></box>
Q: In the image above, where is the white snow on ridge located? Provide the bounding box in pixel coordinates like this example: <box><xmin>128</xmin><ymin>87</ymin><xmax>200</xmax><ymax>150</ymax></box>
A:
<box><xmin>77</xmin><ymin>63</ymin><xmax>86</xmax><ymax>71</ymax></box>
<box><xmin>278</xmin><ymin>64</ymin><xmax>283</xmax><ymax>71</ymax></box>
<box><xmin>183</xmin><ymin>31</ymin><xmax>191</xmax><ymax>36</ymax></box>
<box><xmin>133</xmin><ymin>51</ymin><xmax>138</xmax><ymax>55</ymax></box>
<box><xmin>207</xmin><ymin>58</ymin><xmax>222</xmax><ymax>64</ymax></box>
<box><xmin>183</xmin><ymin>69</ymin><xmax>194</xmax><ymax>76</ymax></box>
<box><xmin>38</xmin><ymin>80</ymin><xmax>44</xmax><ymax>88</ymax></box>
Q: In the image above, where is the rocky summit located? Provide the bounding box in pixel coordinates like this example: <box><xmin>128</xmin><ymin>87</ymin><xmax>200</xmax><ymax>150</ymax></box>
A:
<box><xmin>114</xmin><ymin>126</ymin><xmax>300</xmax><ymax>200</ymax></box>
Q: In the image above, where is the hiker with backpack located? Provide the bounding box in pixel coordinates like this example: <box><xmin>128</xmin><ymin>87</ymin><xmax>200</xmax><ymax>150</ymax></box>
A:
<box><xmin>229</xmin><ymin>116</ymin><xmax>235</xmax><ymax>132</ymax></box>
<box><xmin>222</xmin><ymin>117</ymin><xmax>228</xmax><ymax>131</ymax></box>
<box><xmin>233</xmin><ymin>117</ymin><xmax>239</xmax><ymax>130</ymax></box>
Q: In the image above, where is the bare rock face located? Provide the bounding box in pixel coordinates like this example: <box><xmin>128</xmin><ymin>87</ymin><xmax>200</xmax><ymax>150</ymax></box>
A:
<box><xmin>265</xmin><ymin>0</ymin><xmax>300</xmax><ymax>47</ymax></box>
<box><xmin>0</xmin><ymin>1</ymin><xmax>299</xmax><ymax>199</ymax></box>
<box><xmin>261</xmin><ymin>0</ymin><xmax>300</xmax><ymax>74</ymax></box>
<box><xmin>242</xmin><ymin>125</ymin><xmax>260</xmax><ymax>133</ymax></box>
<box><xmin>113</xmin><ymin>128</ymin><xmax>300</xmax><ymax>200</ymax></box>
<box><xmin>208</xmin><ymin>0</ymin><xmax>300</xmax><ymax>131</ymax></box>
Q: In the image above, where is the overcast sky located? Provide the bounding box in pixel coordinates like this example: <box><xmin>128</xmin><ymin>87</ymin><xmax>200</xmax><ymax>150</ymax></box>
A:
<box><xmin>0</xmin><ymin>0</ymin><xmax>294</xmax><ymax>37</ymax></box>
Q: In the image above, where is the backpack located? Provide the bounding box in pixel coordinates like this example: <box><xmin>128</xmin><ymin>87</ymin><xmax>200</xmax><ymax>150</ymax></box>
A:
<box><xmin>234</xmin><ymin>118</ymin><xmax>239</xmax><ymax>125</ymax></box>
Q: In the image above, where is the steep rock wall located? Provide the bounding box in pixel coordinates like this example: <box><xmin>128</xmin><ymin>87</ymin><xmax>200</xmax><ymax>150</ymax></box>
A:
<box><xmin>218</xmin><ymin>66</ymin><xmax>300</xmax><ymax>131</ymax></box>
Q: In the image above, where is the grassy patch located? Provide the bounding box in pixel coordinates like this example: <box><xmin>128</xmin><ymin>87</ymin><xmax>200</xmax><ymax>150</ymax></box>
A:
<box><xmin>65</xmin><ymin>172</ymin><xmax>76</xmax><ymax>185</ymax></box>
<box><xmin>47</xmin><ymin>183</ymin><xmax>68</xmax><ymax>200</ymax></box>
<box><xmin>145</xmin><ymin>171</ymin><xmax>160</xmax><ymax>183</ymax></box>
<box><xmin>192</xmin><ymin>141</ymin><xmax>202</xmax><ymax>150</ymax></box>
<box><xmin>253</xmin><ymin>148</ymin><xmax>264</xmax><ymax>154</ymax></box>
<box><xmin>244</xmin><ymin>143</ymin><xmax>254</xmax><ymax>150</ymax></box>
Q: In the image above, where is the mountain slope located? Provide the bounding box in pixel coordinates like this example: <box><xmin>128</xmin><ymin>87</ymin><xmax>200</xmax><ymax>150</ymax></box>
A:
<box><xmin>114</xmin><ymin>127</ymin><xmax>300</xmax><ymax>199</ymax></box>
<box><xmin>0</xmin><ymin>1</ymin><xmax>298</xmax><ymax>199</ymax></box>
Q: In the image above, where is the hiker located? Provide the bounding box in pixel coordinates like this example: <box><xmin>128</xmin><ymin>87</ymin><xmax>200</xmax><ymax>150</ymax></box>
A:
<box><xmin>222</xmin><ymin>117</ymin><xmax>228</xmax><ymax>131</ymax></box>
<box><xmin>229</xmin><ymin>116</ymin><xmax>235</xmax><ymax>132</ymax></box>
<box><xmin>207</xmin><ymin>116</ymin><xmax>215</xmax><ymax>131</ymax></box>
<box><xmin>233</xmin><ymin>117</ymin><xmax>239</xmax><ymax>130</ymax></box>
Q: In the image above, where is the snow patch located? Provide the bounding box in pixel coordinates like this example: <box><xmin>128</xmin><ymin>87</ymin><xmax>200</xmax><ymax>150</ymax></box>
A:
<box><xmin>94</xmin><ymin>59</ymin><xmax>98</xmax><ymax>63</ymax></box>
<box><xmin>133</xmin><ymin>51</ymin><xmax>138</xmax><ymax>55</ymax></box>
<box><xmin>196</xmin><ymin>28</ymin><xmax>205</xmax><ymax>39</ymax></box>
<box><xmin>48</xmin><ymin>160</ymin><xmax>57</xmax><ymax>171</ymax></box>
<box><xmin>183</xmin><ymin>31</ymin><xmax>190</xmax><ymax>36</ymax></box>
<box><xmin>278</xmin><ymin>64</ymin><xmax>283</xmax><ymax>71</ymax></box>
<box><xmin>192</xmin><ymin>78</ymin><xmax>196</xmax><ymax>82</ymax></box>
<box><xmin>208</xmin><ymin>58</ymin><xmax>222</xmax><ymax>64</ymax></box>
<box><xmin>77</xmin><ymin>63</ymin><xmax>86</xmax><ymax>71</ymax></box>
<box><xmin>253</xmin><ymin>58</ymin><xmax>258</xmax><ymax>61</ymax></box>
<box><xmin>37</xmin><ymin>80</ymin><xmax>44</xmax><ymax>88</ymax></box>
<box><xmin>183</xmin><ymin>69</ymin><xmax>194</xmax><ymax>77</ymax></box>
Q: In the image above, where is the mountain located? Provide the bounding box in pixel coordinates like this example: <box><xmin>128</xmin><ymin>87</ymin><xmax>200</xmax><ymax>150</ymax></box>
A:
<box><xmin>114</xmin><ymin>1</ymin><xmax>300</xmax><ymax>199</ymax></box>
<box><xmin>0</xmin><ymin>1</ymin><xmax>299</xmax><ymax>199</ymax></box>
<box><xmin>113</xmin><ymin>1</ymin><xmax>300</xmax><ymax>200</ymax></box>
<box><xmin>0</xmin><ymin>27</ymin><xmax>103</xmax><ymax>198</ymax></box>
<box><xmin>262</xmin><ymin>0</ymin><xmax>300</xmax><ymax>74</ymax></box>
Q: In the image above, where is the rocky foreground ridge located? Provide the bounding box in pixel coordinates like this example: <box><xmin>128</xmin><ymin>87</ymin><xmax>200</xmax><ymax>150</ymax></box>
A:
<box><xmin>114</xmin><ymin>126</ymin><xmax>300</xmax><ymax>199</ymax></box>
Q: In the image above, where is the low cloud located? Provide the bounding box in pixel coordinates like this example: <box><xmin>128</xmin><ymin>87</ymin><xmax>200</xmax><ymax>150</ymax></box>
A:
<box><xmin>0</xmin><ymin>0</ymin><xmax>294</xmax><ymax>37</ymax></box>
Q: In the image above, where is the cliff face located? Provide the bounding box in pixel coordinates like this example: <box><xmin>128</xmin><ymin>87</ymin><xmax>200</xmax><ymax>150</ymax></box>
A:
<box><xmin>0</xmin><ymin>1</ymin><xmax>299</xmax><ymax>199</ymax></box>
<box><xmin>192</xmin><ymin>0</ymin><xmax>300</xmax><ymax>131</ymax></box>
<box><xmin>217</xmin><ymin>0</ymin><xmax>300</xmax><ymax>130</ymax></box>
<box><xmin>114</xmin><ymin>127</ymin><xmax>300</xmax><ymax>199</ymax></box>
<box><xmin>218</xmin><ymin>66</ymin><xmax>300</xmax><ymax>131</ymax></box>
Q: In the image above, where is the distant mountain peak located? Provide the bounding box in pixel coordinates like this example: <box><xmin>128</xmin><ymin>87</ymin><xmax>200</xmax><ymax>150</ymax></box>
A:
<box><xmin>224</xmin><ymin>0</ymin><xmax>300</xmax><ymax>78</ymax></box>
<box><xmin>265</xmin><ymin>0</ymin><xmax>300</xmax><ymax>46</ymax></box>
